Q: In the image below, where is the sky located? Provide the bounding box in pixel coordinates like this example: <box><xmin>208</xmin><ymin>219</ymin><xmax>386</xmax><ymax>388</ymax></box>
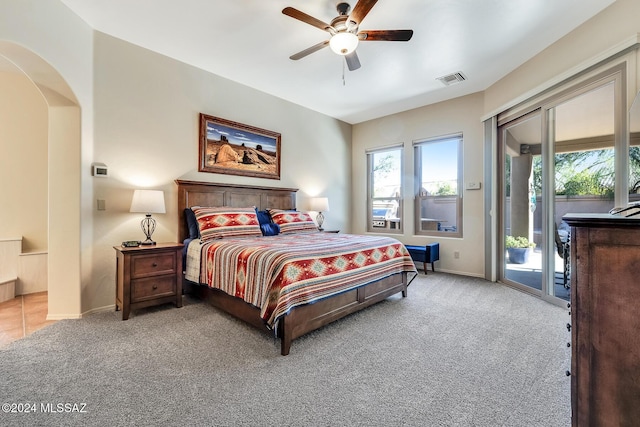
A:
<box><xmin>207</xmin><ymin>122</ymin><xmax>277</xmax><ymax>154</ymax></box>
<box><xmin>373</xmin><ymin>137</ymin><xmax>459</xmax><ymax>194</ymax></box>
<box><xmin>420</xmin><ymin>138</ymin><xmax>458</xmax><ymax>183</ymax></box>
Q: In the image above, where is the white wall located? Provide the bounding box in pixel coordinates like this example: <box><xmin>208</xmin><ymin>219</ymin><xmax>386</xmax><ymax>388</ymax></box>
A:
<box><xmin>484</xmin><ymin>0</ymin><xmax>640</xmax><ymax>116</ymax></box>
<box><xmin>0</xmin><ymin>71</ymin><xmax>48</xmax><ymax>252</ymax></box>
<box><xmin>1</xmin><ymin>0</ymin><xmax>92</xmax><ymax>318</ymax></box>
<box><xmin>352</xmin><ymin>92</ymin><xmax>486</xmax><ymax>277</ymax></box>
<box><xmin>87</xmin><ymin>33</ymin><xmax>352</xmax><ymax>312</ymax></box>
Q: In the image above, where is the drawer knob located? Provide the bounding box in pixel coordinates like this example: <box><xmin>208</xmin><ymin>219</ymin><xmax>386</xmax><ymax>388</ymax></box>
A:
<box><xmin>152</xmin><ymin>285</ymin><xmax>158</xmax><ymax>290</ymax></box>
<box><xmin>152</xmin><ymin>262</ymin><xmax>158</xmax><ymax>267</ymax></box>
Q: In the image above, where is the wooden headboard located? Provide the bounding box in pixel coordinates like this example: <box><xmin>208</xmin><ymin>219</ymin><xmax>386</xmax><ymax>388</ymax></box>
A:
<box><xmin>175</xmin><ymin>180</ymin><xmax>298</xmax><ymax>242</ymax></box>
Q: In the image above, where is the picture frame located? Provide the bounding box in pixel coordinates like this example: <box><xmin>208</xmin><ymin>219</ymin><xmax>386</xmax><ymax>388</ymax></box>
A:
<box><xmin>199</xmin><ymin>113</ymin><xmax>281</xmax><ymax>180</ymax></box>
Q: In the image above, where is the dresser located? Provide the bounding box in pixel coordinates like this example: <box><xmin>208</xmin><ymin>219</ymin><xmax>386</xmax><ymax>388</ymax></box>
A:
<box><xmin>563</xmin><ymin>214</ymin><xmax>640</xmax><ymax>427</ymax></box>
<box><xmin>114</xmin><ymin>243</ymin><xmax>184</xmax><ymax>320</ymax></box>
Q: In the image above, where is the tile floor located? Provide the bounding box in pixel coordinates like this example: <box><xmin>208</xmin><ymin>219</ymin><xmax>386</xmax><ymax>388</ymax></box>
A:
<box><xmin>0</xmin><ymin>292</ymin><xmax>56</xmax><ymax>348</ymax></box>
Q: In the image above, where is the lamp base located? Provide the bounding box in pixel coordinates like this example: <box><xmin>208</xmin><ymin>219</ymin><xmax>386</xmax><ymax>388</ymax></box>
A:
<box><xmin>140</xmin><ymin>215</ymin><xmax>157</xmax><ymax>246</ymax></box>
<box><xmin>316</xmin><ymin>211</ymin><xmax>325</xmax><ymax>231</ymax></box>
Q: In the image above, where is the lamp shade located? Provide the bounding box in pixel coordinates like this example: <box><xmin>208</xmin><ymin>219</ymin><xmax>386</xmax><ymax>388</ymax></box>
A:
<box><xmin>130</xmin><ymin>190</ymin><xmax>166</xmax><ymax>214</ymax></box>
<box><xmin>329</xmin><ymin>32</ymin><xmax>359</xmax><ymax>55</ymax></box>
<box><xmin>308</xmin><ymin>197</ymin><xmax>329</xmax><ymax>212</ymax></box>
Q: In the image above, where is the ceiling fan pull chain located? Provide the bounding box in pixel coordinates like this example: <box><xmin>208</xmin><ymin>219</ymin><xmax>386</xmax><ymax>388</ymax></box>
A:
<box><xmin>342</xmin><ymin>59</ymin><xmax>346</xmax><ymax>86</ymax></box>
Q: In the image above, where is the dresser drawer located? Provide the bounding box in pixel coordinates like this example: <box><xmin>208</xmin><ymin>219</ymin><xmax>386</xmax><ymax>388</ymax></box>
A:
<box><xmin>131</xmin><ymin>252</ymin><xmax>176</xmax><ymax>278</ymax></box>
<box><xmin>131</xmin><ymin>275</ymin><xmax>176</xmax><ymax>303</ymax></box>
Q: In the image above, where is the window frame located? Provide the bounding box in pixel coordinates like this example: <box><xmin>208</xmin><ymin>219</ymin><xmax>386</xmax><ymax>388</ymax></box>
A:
<box><xmin>366</xmin><ymin>145</ymin><xmax>404</xmax><ymax>234</ymax></box>
<box><xmin>413</xmin><ymin>133</ymin><xmax>464</xmax><ymax>238</ymax></box>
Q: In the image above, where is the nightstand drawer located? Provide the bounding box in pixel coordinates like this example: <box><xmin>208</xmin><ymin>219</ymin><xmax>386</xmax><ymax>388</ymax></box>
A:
<box><xmin>131</xmin><ymin>275</ymin><xmax>176</xmax><ymax>303</ymax></box>
<box><xmin>131</xmin><ymin>252</ymin><xmax>176</xmax><ymax>278</ymax></box>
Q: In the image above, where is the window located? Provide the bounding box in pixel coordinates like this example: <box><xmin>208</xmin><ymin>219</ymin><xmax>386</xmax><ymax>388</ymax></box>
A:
<box><xmin>367</xmin><ymin>146</ymin><xmax>403</xmax><ymax>233</ymax></box>
<box><xmin>414</xmin><ymin>134</ymin><xmax>463</xmax><ymax>237</ymax></box>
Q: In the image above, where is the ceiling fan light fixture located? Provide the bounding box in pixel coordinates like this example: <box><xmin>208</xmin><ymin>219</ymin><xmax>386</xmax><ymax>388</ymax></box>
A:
<box><xmin>329</xmin><ymin>32</ymin><xmax>359</xmax><ymax>55</ymax></box>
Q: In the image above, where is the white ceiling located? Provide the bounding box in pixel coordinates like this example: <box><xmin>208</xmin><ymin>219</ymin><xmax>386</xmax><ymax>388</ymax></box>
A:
<box><xmin>59</xmin><ymin>0</ymin><xmax>615</xmax><ymax>124</ymax></box>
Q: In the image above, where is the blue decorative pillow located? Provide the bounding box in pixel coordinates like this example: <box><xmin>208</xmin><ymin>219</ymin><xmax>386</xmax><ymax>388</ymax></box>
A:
<box><xmin>184</xmin><ymin>208</ymin><xmax>199</xmax><ymax>239</ymax></box>
<box><xmin>260</xmin><ymin>223</ymin><xmax>280</xmax><ymax>236</ymax></box>
<box><xmin>255</xmin><ymin>209</ymin><xmax>272</xmax><ymax>226</ymax></box>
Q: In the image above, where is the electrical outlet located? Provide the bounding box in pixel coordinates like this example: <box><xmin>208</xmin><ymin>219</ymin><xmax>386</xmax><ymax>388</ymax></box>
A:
<box><xmin>454</xmin><ymin>251</ymin><xmax>460</xmax><ymax>259</ymax></box>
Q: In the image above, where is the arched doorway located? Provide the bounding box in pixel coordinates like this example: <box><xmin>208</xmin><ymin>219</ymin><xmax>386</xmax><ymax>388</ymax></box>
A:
<box><xmin>0</xmin><ymin>42</ymin><xmax>82</xmax><ymax>319</ymax></box>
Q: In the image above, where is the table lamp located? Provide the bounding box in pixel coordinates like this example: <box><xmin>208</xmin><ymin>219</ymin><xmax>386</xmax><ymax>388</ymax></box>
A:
<box><xmin>308</xmin><ymin>197</ymin><xmax>329</xmax><ymax>231</ymax></box>
<box><xmin>130</xmin><ymin>189</ymin><xmax>166</xmax><ymax>245</ymax></box>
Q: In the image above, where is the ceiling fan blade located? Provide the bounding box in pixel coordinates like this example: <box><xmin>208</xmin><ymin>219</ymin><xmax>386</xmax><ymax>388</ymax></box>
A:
<box><xmin>282</xmin><ymin>7</ymin><xmax>332</xmax><ymax>32</ymax></box>
<box><xmin>348</xmin><ymin>0</ymin><xmax>378</xmax><ymax>27</ymax></box>
<box><xmin>345</xmin><ymin>51</ymin><xmax>361</xmax><ymax>71</ymax></box>
<box><xmin>290</xmin><ymin>40</ymin><xmax>330</xmax><ymax>60</ymax></box>
<box><xmin>358</xmin><ymin>29</ymin><xmax>414</xmax><ymax>42</ymax></box>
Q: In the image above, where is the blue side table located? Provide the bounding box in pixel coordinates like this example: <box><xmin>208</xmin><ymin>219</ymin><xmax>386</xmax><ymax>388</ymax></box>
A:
<box><xmin>405</xmin><ymin>243</ymin><xmax>440</xmax><ymax>274</ymax></box>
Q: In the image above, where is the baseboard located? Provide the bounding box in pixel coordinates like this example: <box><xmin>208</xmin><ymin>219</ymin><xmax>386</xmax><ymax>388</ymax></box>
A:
<box><xmin>46</xmin><ymin>313</ymin><xmax>82</xmax><ymax>320</ymax></box>
<box><xmin>81</xmin><ymin>304</ymin><xmax>115</xmax><ymax>318</ymax></box>
<box><xmin>428</xmin><ymin>268</ymin><xmax>485</xmax><ymax>279</ymax></box>
<box><xmin>45</xmin><ymin>304</ymin><xmax>115</xmax><ymax>320</ymax></box>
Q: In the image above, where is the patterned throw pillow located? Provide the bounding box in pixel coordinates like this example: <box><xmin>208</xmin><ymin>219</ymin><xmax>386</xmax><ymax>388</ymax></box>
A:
<box><xmin>192</xmin><ymin>207</ymin><xmax>262</xmax><ymax>241</ymax></box>
<box><xmin>268</xmin><ymin>209</ymin><xmax>319</xmax><ymax>234</ymax></box>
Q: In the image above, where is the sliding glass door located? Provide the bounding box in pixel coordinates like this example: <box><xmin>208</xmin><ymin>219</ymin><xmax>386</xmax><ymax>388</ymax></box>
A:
<box><xmin>499</xmin><ymin>66</ymin><xmax>624</xmax><ymax>305</ymax></box>
<box><xmin>545</xmin><ymin>81</ymin><xmax>616</xmax><ymax>301</ymax></box>
<box><xmin>500</xmin><ymin>112</ymin><xmax>543</xmax><ymax>296</ymax></box>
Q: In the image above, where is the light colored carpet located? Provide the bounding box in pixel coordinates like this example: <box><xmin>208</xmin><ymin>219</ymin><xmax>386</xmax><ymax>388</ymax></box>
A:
<box><xmin>0</xmin><ymin>272</ymin><xmax>571</xmax><ymax>426</ymax></box>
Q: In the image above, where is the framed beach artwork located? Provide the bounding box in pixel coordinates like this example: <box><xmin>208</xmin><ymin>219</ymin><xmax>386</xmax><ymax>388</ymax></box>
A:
<box><xmin>198</xmin><ymin>113</ymin><xmax>281</xmax><ymax>180</ymax></box>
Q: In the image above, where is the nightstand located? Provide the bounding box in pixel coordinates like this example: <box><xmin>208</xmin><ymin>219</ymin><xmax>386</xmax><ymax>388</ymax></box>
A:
<box><xmin>114</xmin><ymin>242</ymin><xmax>184</xmax><ymax>320</ymax></box>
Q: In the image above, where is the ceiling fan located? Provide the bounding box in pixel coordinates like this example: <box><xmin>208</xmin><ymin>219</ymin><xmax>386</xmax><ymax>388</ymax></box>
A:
<box><xmin>282</xmin><ymin>0</ymin><xmax>413</xmax><ymax>71</ymax></box>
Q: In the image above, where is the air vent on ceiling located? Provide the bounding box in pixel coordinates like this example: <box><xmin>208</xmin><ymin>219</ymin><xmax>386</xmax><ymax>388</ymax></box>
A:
<box><xmin>436</xmin><ymin>72</ymin><xmax>466</xmax><ymax>86</ymax></box>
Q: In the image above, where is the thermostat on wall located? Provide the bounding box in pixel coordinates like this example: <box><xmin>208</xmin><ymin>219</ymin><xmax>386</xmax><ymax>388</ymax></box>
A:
<box><xmin>92</xmin><ymin>163</ymin><xmax>109</xmax><ymax>177</ymax></box>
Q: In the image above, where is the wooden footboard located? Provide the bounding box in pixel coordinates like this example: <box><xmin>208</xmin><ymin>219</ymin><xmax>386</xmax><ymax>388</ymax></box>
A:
<box><xmin>184</xmin><ymin>272</ymin><xmax>409</xmax><ymax>355</ymax></box>
<box><xmin>278</xmin><ymin>272</ymin><xmax>409</xmax><ymax>355</ymax></box>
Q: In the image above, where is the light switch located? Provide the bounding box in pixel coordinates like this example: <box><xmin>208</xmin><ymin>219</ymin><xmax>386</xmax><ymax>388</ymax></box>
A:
<box><xmin>97</xmin><ymin>199</ymin><xmax>106</xmax><ymax>211</ymax></box>
<box><xmin>465</xmin><ymin>181</ymin><xmax>481</xmax><ymax>190</ymax></box>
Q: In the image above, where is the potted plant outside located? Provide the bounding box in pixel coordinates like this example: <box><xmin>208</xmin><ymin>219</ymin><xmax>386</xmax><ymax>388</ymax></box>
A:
<box><xmin>506</xmin><ymin>235</ymin><xmax>536</xmax><ymax>264</ymax></box>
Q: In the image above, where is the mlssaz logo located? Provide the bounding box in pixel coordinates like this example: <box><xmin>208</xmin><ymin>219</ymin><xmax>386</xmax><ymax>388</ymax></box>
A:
<box><xmin>40</xmin><ymin>403</ymin><xmax>88</xmax><ymax>413</ymax></box>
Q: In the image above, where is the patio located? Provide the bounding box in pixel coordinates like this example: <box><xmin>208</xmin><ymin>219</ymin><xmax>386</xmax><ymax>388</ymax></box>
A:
<box><xmin>505</xmin><ymin>249</ymin><xmax>570</xmax><ymax>301</ymax></box>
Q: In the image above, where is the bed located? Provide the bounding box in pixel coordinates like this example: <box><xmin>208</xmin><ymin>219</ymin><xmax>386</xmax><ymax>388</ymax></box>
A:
<box><xmin>176</xmin><ymin>180</ymin><xmax>417</xmax><ymax>355</ymax></box>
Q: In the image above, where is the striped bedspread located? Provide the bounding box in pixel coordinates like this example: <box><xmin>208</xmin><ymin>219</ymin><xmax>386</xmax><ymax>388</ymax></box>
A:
<box><xmin>188</xmin><ymin>233</ymin><xmax>416</xmax><ymax>328</ymax></box>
